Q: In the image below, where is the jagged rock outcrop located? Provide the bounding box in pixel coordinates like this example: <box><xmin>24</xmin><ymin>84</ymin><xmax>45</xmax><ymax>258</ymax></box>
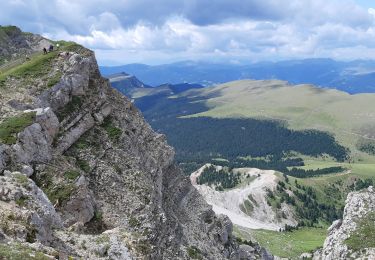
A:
<box><xmin>314</xmin><ymin>186</ymin><xmax>375</xmax><ymax>260</ymax></box>
<box><xmin>0</xmin><ymin>29</ymin><xmax>269</xmax><ymax>259</ymax></box>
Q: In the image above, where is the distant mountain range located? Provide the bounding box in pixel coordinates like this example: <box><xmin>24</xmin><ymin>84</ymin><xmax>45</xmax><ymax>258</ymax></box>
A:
<box><xmin>100</xmin><ymin>59</ymin><xmax>375</xmax><ymax>94</ymax></box>
<box><xmin>107</xmin><ymin>72</ymin><xmax>204</xmax><ymax>97</ymax></box>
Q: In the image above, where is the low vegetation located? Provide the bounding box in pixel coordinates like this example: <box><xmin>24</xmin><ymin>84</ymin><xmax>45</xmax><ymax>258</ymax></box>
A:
<box><xmin>102</xmin><ymin>117</ymin><xmax>122</xmax><ymax>141</ymax></box>
<box><xmin>0</xmin><ymin>112</ymin><xmax>36</xmax><ymax>144</ymax></box>
<box><xmin>64</xmin><ymin>170</ymin><xmax>80</xmax><ymax>181</ymax></box>
<box><xmin>285</xmin><ymin>166</ymin><xmax>346</xmax><ymax>178</ymax></box>
<box><xmin>0</xmin><ymin>51</ymin><xmax>58</xmax><ymax>89</ymax></box>
<box><xmin>357</xmin><ymin>139</ymin><xmax>375</xmax><ymax>155</ymax></box>
<box><xmin>267</xmin><ymin>179</ymin><xmax>342</xmax><ymax>225</ymax></box>
<box><xmin>47</xmin><ymin>71</ymin><xmax>62</xmax><ymax>88</ymax></box>
<box><xmin>35</xmin><ymin>170</ymin><xmax>75</xmax><ymax>206</ymax></box>
<box><xmin>187</xmin><ymin>246</ymin><xmax>202</xmax><ymax>260</ymax></box>
<box><xmin>345</xmin><ymin>212</ymin><xmax>375</xmax><ymax>251</ymax></box>
<box><xmin>15</xmin><ymin>195</ymin><xmax>28</xmax><ymax>207</ymax></box>
<box><xmin>56</xmin><ymin>96</ymin><xmax>82</xmax><ymax>121</ymax></box>
<box><xmin>76</xmin><ymin>158</ymin><xmax>90</xmax><ymax>173</ymax></box>
<box><xmin>197</xmin><ymin>165</ymin><xmax>241</xmax><ymax>190</ymax></box>
<box><xmin>46</xmin><ymin>183</ymin><xmax>75</xmax><ymax>206</ymax></box>
<box><xmin>13</xmin><ymin>172</ymin><xmax>30</xmax><ymax>188</ymax></box>
<box><xmin>0</xmin><ymin>242</ymin><xmax>51</xmax><ymax>260</ymax></box>
<box><xmin>240</xmin><ymin>197</ymin><xmax>254</xmax><ymax>216</ymax></box>
<box><xmin>236</xmin><ymin>226</ymin><xmax>327</xmax><ymax>259</ymax></box>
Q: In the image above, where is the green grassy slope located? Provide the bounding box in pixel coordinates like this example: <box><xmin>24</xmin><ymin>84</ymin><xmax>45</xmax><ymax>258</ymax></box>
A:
<box><xmin>179</xmin><ymin>80</ymin><xmax>375</xmax><ymax>162</ymax></box>
<box><xmin>234</xmin><ymin>225</ymin><xmax>327</xmax><ymax>259</ymax></box>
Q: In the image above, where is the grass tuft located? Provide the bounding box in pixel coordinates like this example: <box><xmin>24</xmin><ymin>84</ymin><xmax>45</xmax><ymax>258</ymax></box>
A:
<box><xmin>102</xmin><ymin>117</ymin><xmax>122</xmax><ymax>141</ymax></box>
<box><xmin>76</xmin><ymin>159</ymin><xmax>90</xmax><ymax>173</ymax></box>
<box><xmin>56</xmin><ymin>96</ymin><xmax>82</xmax><ymax>121</ymax></box>
<box><xmin>64</xmin><ymin>170</ymin><xmax>80</xmax><ymax>181</ymax></box>
<box><xmin>0</xmin><ymin>112</ymin><xmax>36</xmax><ymax>144</ymax></box>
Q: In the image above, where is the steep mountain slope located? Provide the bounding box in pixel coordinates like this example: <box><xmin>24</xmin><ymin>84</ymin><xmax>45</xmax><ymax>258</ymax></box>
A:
<box><xmin>107</xmin><ymin>72</ymin><xmax>204</xmax><ymax>99</ymax></box>
<box><xmin>0</xmin><ymin>28</ymin><xmax>270</xmax><ymax>259</ymax></box>
<box><xmin>108</xmin><ymin>72</ymin><xmax>150</xmax><ymax>96</ymax></box>
<box><xmin>100</xmin><ymin>59</ymin><xmax>375</xmax><ymax>94</ymax></box>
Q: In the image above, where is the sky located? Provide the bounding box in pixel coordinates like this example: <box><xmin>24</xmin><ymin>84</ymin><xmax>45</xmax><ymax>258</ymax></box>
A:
<box><xmin>1</xmin><ymin>0</ymin><xmax>375</xmax><ymax>65</ymax></box>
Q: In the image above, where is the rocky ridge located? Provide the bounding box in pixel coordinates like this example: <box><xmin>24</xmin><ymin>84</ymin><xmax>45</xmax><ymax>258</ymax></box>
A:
<box><xmin>314</xmin><ymin>186</ymin><xmax>375</xmax><ymax>260</ymax></box>
<box><xmin>0</xmin><ymin>25</ymin><xmax>50</xmax><ymax>64</ymax></box>
<box><xmin>0</xmin><ymin>28</ymin><xmax>271</xmax><ymax>259</ymax></box>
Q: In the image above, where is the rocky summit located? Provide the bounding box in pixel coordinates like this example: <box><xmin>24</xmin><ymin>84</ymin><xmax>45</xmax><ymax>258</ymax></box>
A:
<box><xmin>0</xmin><ymin>28</ymin><xmax>271</xmax><ymax>259</ymax></box>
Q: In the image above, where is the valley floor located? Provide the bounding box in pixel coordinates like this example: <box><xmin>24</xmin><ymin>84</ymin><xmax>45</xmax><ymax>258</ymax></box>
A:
<box><xmin>234</xmin><ymin>225</ymin><xmax>327</xmax><ymax>259</ymax></box>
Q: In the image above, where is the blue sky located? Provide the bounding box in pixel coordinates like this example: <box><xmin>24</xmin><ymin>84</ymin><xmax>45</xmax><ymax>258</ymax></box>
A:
<box><xmin>1</xmin><ymin>0</ymin><xmax>375</xmax><ymax>65</ymax></box>
<box><xmin>355</xmin><ymin>0</ymin><xmax>374</xmax><ymax>8</ymax></box>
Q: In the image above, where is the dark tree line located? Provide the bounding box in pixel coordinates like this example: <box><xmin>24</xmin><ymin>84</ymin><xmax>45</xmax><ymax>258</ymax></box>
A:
<box><xmin>136</xmin><ymin>94</ymin><xmax>350</xmax><ymax>175</ymax></box>
<box><xmin>155</xmin><ymin>117</ymin><xmax>349</xmax><ymax>162</ymax></box>
<box><xmin>283</xmin><ymin>166</ymin><xmax>345</xmax><ymax>178</ymax></box>
<box><xmin>270</xmin><ymin>181</ymin><xmax>342</xmax><ymax>226</ymax></box>
<box><xmin>197</xmin><ymin>165</ymin><xmax>240</xmax><ymax>190</ymax></box>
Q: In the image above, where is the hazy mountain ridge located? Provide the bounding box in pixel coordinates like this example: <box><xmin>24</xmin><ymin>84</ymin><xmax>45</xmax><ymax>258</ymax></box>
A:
<box><xmin>100</xmin><ymin>59</ymin><xmax>375</xmax><ymax>94</ymax></box>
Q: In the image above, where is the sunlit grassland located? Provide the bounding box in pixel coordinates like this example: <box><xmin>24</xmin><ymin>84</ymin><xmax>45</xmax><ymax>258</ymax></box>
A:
<box><xmin>234</xmin><ymin>225</ymin><xmax>327</xmax><ymax>259</ymax></box>
<box><xmin>179</xmin><ymin>80</ymin><xmax>375</xmax><ymax>162</ymax></box>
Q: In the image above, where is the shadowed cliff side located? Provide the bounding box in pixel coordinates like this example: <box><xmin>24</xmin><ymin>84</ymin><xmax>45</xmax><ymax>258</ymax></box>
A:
<box><xmin>0</xmin><ymin>27</ymin><xmax>271</xmax><ymax>259</ymax></box>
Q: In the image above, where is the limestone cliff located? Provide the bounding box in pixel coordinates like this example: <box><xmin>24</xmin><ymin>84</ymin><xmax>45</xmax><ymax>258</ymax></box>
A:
<box><xmin>0</xmin><ymin>29</ymin><xmax>269</xmax><ymax>259</ymax></box>
<box><xmin>314</xmin><ymin>186</ymin><xmax>375</xmax><ymax>260</ymax></box>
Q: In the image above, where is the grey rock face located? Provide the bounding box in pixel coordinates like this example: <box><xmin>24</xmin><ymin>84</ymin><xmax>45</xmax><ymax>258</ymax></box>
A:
<box><xmin>61</xmin><ymin>176</ymin><xmax>96</xmax><ymax>227</ymax></box>
<box><xmin>0</xmin><ymin>40</ymin><xmax>265</xmax><ymax>259</ymax></box>
<box><xmin>315</xmin><ymin>186</ymin><xmax>375</xmax><ymax>260</ymax></box>
<box><xmin>0</xmin><ymin>173</ymin><xmax>62</xmax><ymax>244</ymax></box>
<box><xmin>0</xmin><ymin>145</ymin><xmax>10</xmax><ymax>173</ymax></box>
<box><xmin>12</xmin><ymin>123</ymin><xmax>52</xmax><ymax>164</ymax></box>
<box><xmin>8</xmin><ymin>108</ymin><xmax>59</xmax><ymax>168</ymax></box>
<box><xmin>21</xmin><ymin>164</ymin><xmax>34</xmax><ymax>177</ymax></box>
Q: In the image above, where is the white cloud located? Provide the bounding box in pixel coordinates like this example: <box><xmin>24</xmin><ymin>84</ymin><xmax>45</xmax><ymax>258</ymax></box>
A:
<box><xmin>1</xmin><ymin>0</ymin><xmax>375</xmax><ymax>64</ymax></box>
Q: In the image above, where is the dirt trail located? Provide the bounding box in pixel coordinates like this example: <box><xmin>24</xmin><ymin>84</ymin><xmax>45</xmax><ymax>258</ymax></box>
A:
<box><xmin>191</xmin><ymin>165</ymin><xmax>297</xmax><ymax>230</ymax></box>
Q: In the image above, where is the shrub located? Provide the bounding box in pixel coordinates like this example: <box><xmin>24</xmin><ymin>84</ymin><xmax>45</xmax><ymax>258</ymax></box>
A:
<box><xmin>76</xmin><ymin>159</ymin><xmax>90</xmax><ymax>173</ymax></box>
<box><xmin>187</xmin><ymin>246</ymin><xmax>202</xmax><ymax>260</ymax></box>
<box><xmin>102</xmin><ymin>117</ymin><xmax>122</xmax><ymax>141</ymax></box>
<box><xmin>46</xmin><ymin>184</ymin><xmax>75</xmax><ymax>206</ymax></box>
<box><xmin>64</xmin><ymin>170</ymin><xmax>80</xmax><ymax>181</ymax></box>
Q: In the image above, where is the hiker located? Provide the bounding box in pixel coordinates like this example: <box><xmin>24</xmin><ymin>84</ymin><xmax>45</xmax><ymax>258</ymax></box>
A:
<box><xmin>49</xmin><ymin>45</ymin><xmax>54</xmax><ymax>52</ymax></box>
<box><xmin>43</xmin><ymin>47</ymin><xmax>47</xmax><ymax>54</ymax></box>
